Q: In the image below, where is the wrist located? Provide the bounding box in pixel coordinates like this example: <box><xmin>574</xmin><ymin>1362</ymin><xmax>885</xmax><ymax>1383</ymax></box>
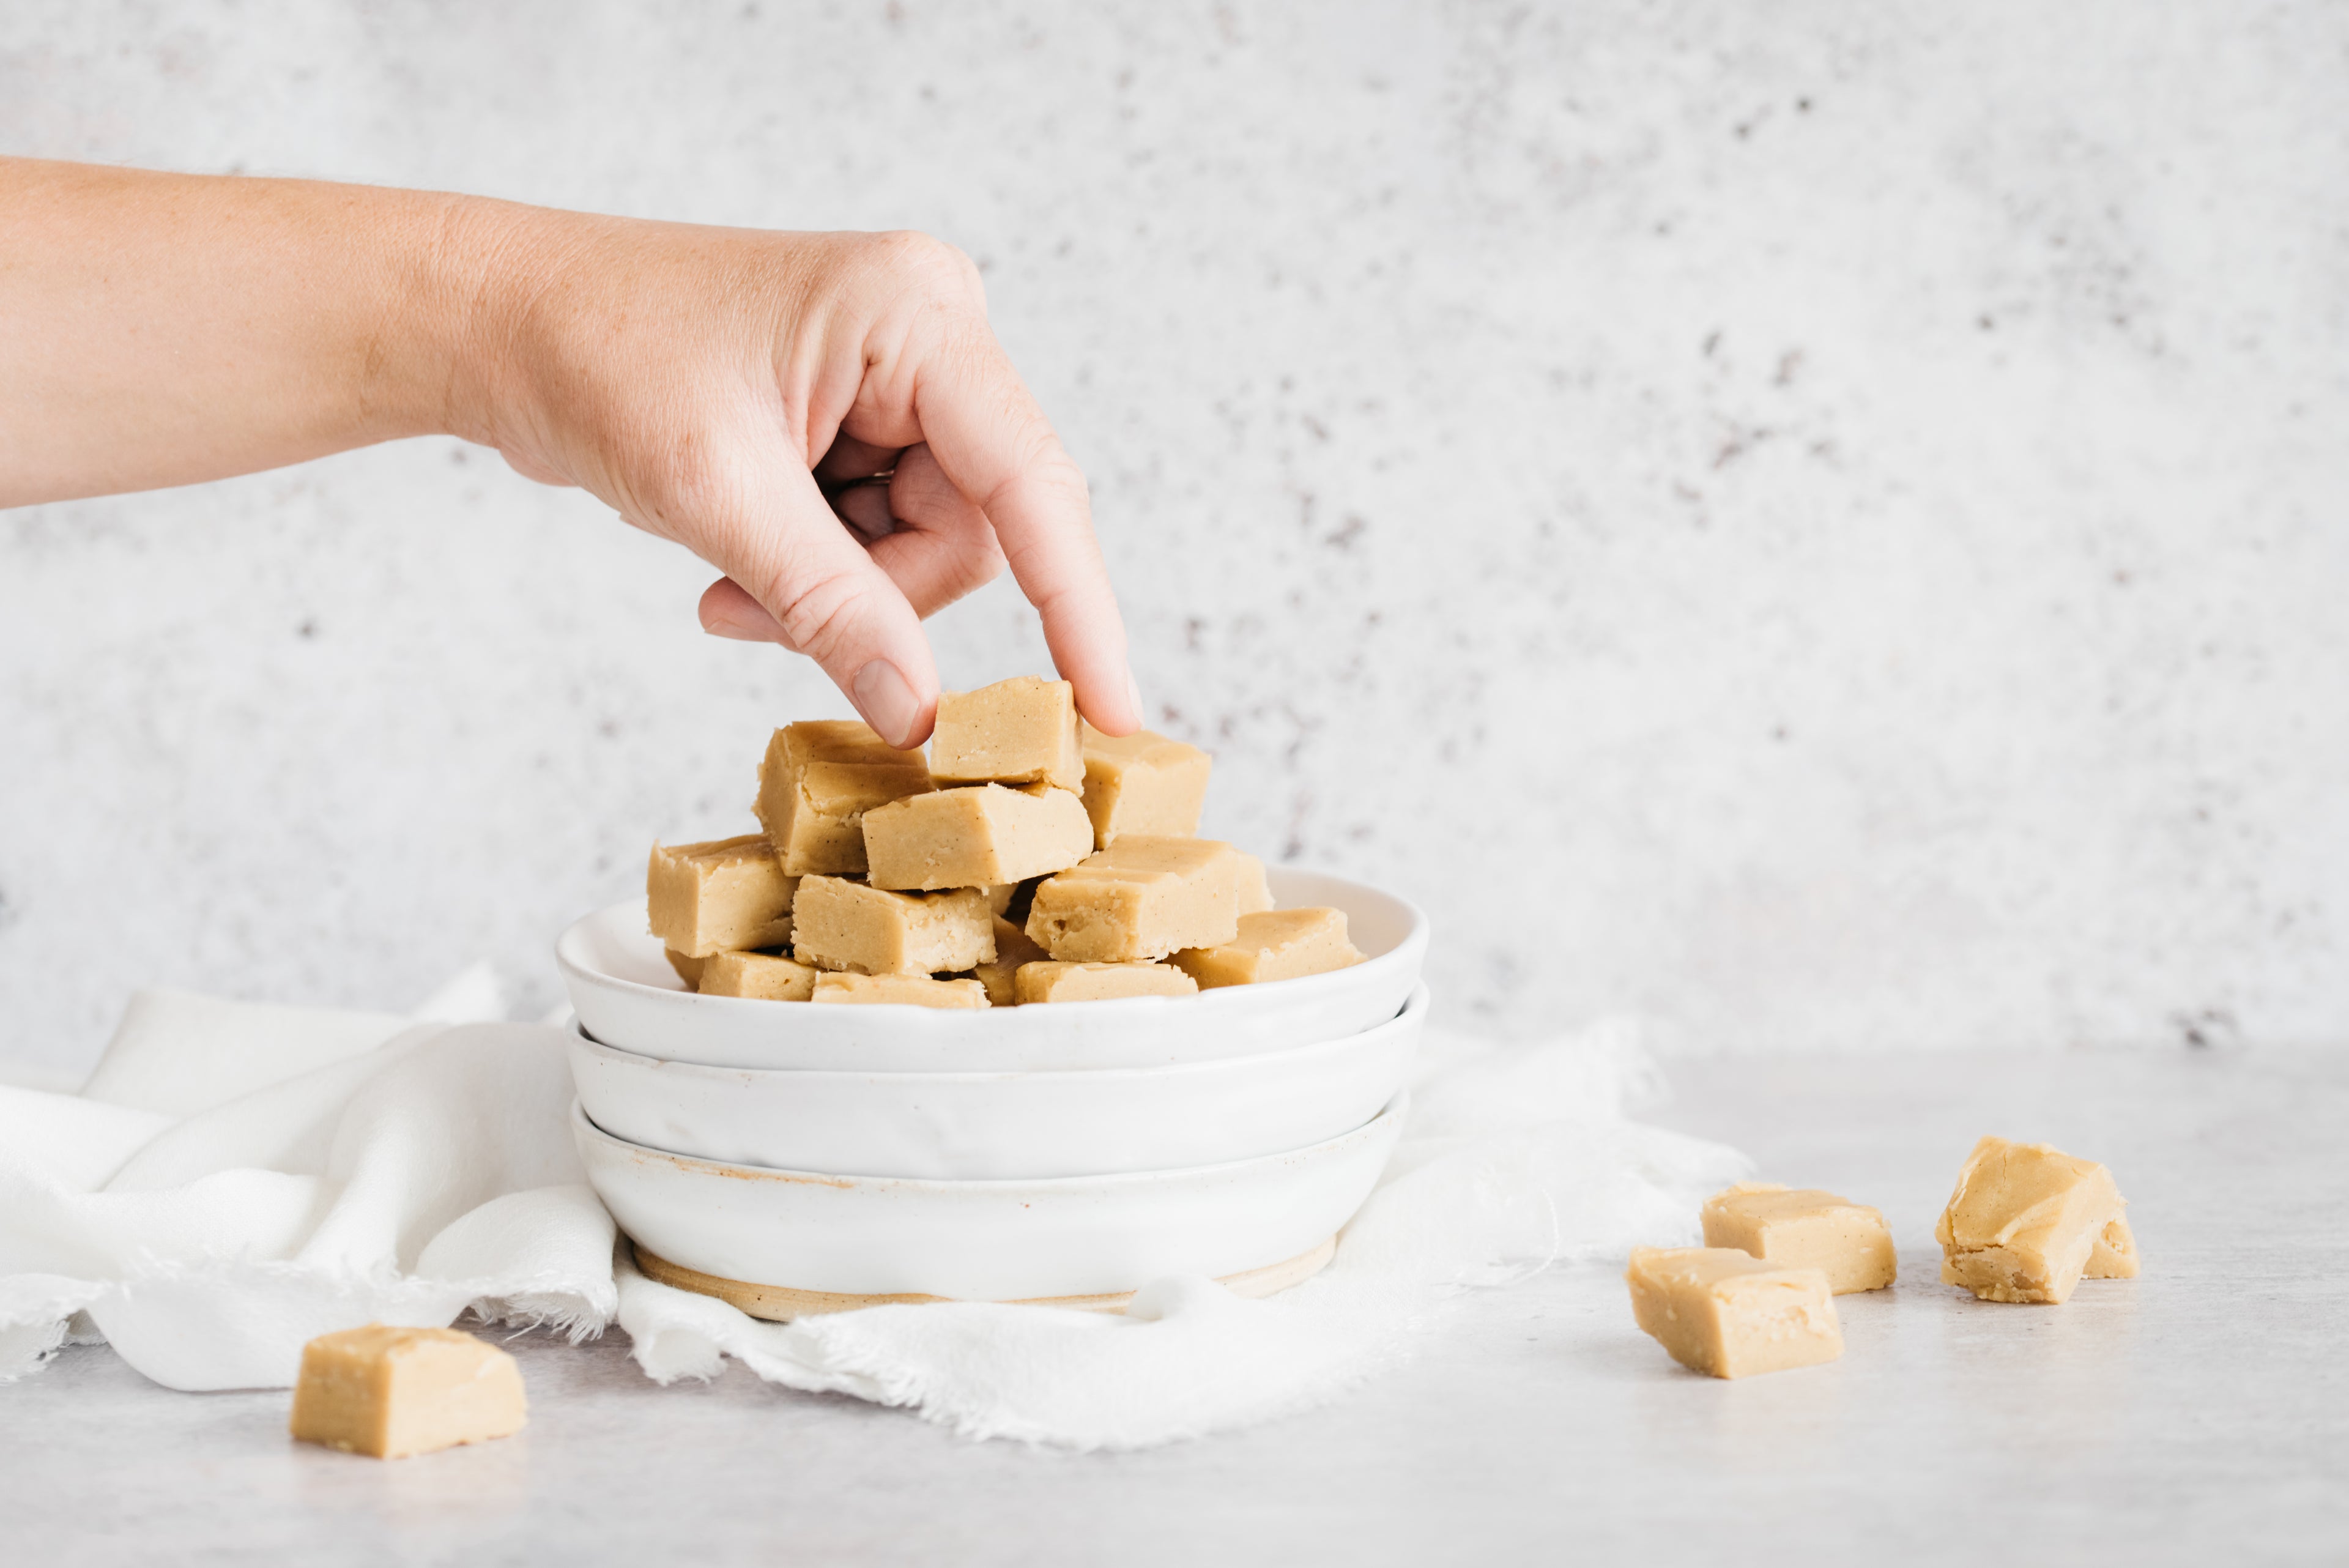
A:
<box><xmin>384</xmin><ymin>192</ymin><xmax>559</xmax><ymax>452</ymax></box>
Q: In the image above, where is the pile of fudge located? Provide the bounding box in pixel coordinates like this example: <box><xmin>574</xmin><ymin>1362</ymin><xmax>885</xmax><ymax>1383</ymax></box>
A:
<box><xmin>644</xmin><ymin>675</ymin><xmax>1364</xmax><ymax>1007</ymax></box>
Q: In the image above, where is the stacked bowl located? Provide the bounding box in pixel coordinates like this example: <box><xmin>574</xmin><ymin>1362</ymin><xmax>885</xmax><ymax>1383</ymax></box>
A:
<box><xmin>554</xmin><ymin>866</ymin><xmax>1429</xmax><ymax>1314</ymax></box>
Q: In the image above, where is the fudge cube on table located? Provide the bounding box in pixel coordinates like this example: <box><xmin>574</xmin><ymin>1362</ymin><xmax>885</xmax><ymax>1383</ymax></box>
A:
<box><xmin>1076</xmin><ymin>721</ymin><xmax>1212</xmax><ymax>848</ymax></box>
<box><xmin>753</xmin><ymin>720</ymin><xmax>933</xmax><ymax>877</ymax></box>
<box><xmin>811</xmin><ymin>972</ymin><xmax>990</xmax><ymax>1008</ymax></box>
<box><xmin>1625</xmin><ymin>1247</ymin><xmax>1844</xmax><ymax>1380</ymax></box>
<box><xmin>697</xmin><ymin>950</ymin><xmax>820</xmax><ymax>1001</ymax></box>
<box><xmin>1937</xmin><ymin>1135</ymin><xmax>2139</xmax><ymax>1304</ymax></box>
<box><xmin>1171</xmin><ymin>908</ymin><xmax>1364</xmax><ymax>990</ymax></box>
<box><xmin>861</xmin><ymin>783</ymin><xmax>1093</xmax><ymax>891</ymax></box>
<box><xmin>930</xmin><ymin>675</ymin><xmax>1083</xmax><ymax>790</ymax></box>
<box><xmin>791</xmin><ymin>877</ymin><xmax>994</xmax><ymax>976</ymax></box>
<box><xmin>646</xmin><ymin>835</ymin><xmax>795</xmax><ymax>957</ymax></box>
<box><xmin>289</xmin><ymin>1325</ymin><xmax>527</xmax><ymax>1459</ymax></box>
<box><xmin>1014</xmin><ymin>960</ymin><xmax>1198</xmax><ymax>1003</ymax></box>
<box><xmin>1025</xmin><ymin>836</ymin><xmax>1241</xmax><ymax>962</ymax></box>
<box><xmin>1701</xmin><ymin>1182</ymin><xmax>1898</xmax><ymax>1294</ymax></box>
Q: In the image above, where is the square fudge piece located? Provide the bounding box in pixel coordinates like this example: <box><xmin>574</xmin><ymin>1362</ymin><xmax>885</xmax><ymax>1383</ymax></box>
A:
<box><xmin>930</xmin><ymin>676</ymin><xmax>1083</xmax><ymax>790</ymax></box>
<box><xmin>973</xmin><ymin>916</ymin><xmax>1049</xmax><ymax>1006</ymax></box>
<box><xmin>1170</xmin><ymin>908</ymin><xmax>1364</xmax><ymax>990</ymax></box>
<box><xmin>647</xmin><ymin>835</ymin><xmax>796</xmax><ymax>957</ymax></box>
<box><xmin>811</xmin><ymin>972</ymin><xmax>989</xmax><ymax>1008</ymax></box>
<box><xmin>1077</xmin><ymin>722</ymin><xmax>1213</xmax><ymax>848</ymax></box>
<box><xmin>289</xmin><ymin>1325</ymin><xmax>527</xmax><ymax>1459</ymax></box>
<box><xmin>1624</xmin><ymin>1248</ymin><xmax>1844</xmax><ymax>1380</ymax></box>
<box><xmin>791</xmin><ymin>876</ymin><xmax>993</xmax><ymax>975</ymax></box>
<box><xmin>861</xmin><ymin>784</ymin><xmax>1094</xmax><ymax>891</ymax></box>
<box><xmin>1701</xmin><ymin>1182</ymin><xmax>1898</xmax><ymax>1294</ymax></box>
<box><xmin>1937</xmin><ymin>1135</ymin><xmax>2138</xmax><ymax>1304</ymax></box>
<box><xmin>1232</xmin><ymin>851</ymin><xmax>1274</xmax><ymax>915</ymax></box>
<box><xmin>697</xmin><ymin>950</ymin><xmax>818</xmax><ymax>1001</ymax></box>
<box><xmin>754</xmin><ymin>720</ymin><xmax>933</xmax><ymax>877</ymax></box>
<box><xmin>1014</xmin><ymin>960</ymin><xmax>1198</xmax><ymax>1003</ymax></box>
<box><xmin>1025</xmin><ymin>836</ymin><xmax>1241</xmax><ymax>962</ymax></box>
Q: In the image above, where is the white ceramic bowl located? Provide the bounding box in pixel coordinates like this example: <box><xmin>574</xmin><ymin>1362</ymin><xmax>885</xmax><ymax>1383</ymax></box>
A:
<box><xmin>556</xmin><ymin>866</ymin><xmax>1427</xmax><ymax>1072</ymax></box>
<box><xmin>573</xmin><ymin>1092</ymin><xmax>1407</xmax><ymax>1302</ymax></box>
<box><xmin>567</xmin><ymin>983</ymin><xmax>1427</xmax><ymax>1180</ymax></box>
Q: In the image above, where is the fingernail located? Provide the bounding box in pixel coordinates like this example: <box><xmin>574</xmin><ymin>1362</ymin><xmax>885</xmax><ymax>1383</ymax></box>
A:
<box><xmin>1125</xmin><ymin>668</ymin><xmax>1146</xmax><ymax>729</ymax></box>
<box><xmin>853</xmin><ymin>660</ymin><xmax>919</xmax><ymax>749</ymax></box>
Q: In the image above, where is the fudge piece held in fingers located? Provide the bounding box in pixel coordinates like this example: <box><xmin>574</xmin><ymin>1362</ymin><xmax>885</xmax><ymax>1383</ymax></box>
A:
<box><xmin>1936</xmin><ymin>1135</ymin><xmax>2138</xmax><ymax>1304</ymax></box>
<box><xmin>1624</xmin><ymin>1248</ymin><xmax>1843</xmax><ymax>1380</ymax></box>
<box><xmin>647</xmin><ymin>836</ymin><xmax>796</xmax><ymax>957</ymax></box>
<box><xmin>791</xmin><ymin>876</ymin><xmax>994</xmax><ymax>976</ymax></box>
<box><xmin>1077</xmin><ymin>721</ymin><xmax>1212</xmax><ymax>849</ymax></box>
<box><xmin>1025</xmin><ymin>836</ymin><xmax>1241</xmax><ymax>962</ymax></box>
<box><xmin>1700</xmin><ymin>1183</ymin><xmax>1897</xmax><ymax>1294</ymax></box>
<box><xmin>289</xmin><ymin>1326</ymin><xmax>527</xmax><ymax>1459</ymax></box>
<box><xmin>1170</xmin><ymin>908</ymin><xmax>1364</xmax><ymax>990</ymax></box>
<box><xmin>861</xmin><ymin>783</ymin><xmax>1094</xmax><ymax>891</ymax></box>
<box><xmin>753</xmin><ymin>720</ymin><xmax>932</xmax><ymax>877</ymax></box>
<box><xmin>930</xmin><ymin>676</ymin><xmax>1083</xmax><ymax>790</ymax></box>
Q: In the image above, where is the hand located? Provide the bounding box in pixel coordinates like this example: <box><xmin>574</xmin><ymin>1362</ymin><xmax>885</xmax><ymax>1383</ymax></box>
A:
<box><xmin>457</xmin><ymin>218</ymin><xmax>1141</xmax><ymax>746</ymax></box>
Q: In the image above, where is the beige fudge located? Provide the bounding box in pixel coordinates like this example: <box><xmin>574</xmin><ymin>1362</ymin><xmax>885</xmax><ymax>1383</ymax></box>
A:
<box><xmin>754</xmin><ymin>721</ymin><xmax>933</xmax><ymax>876</ymax></box>
<box><xmin>1026</xmin><ymin>836</ymin><xmax>1241</xmax><ymax>962</ymax></box>
<box><xmin>1170</xmin><ymin>908</ymin><xmax>1364</xmax><ymax>990</ymax></box>
<box><xmin>1625</xmin><ymin>1248</ymin><xmax>1844</xmax><ymax>1380</ymax></box>
<box><xmin>646</xmin><ymin>836</ymin><xmax>796</xmax><ymax>957</ymax></box>
<box><xmin>1015</xmin><ymin>960</ymin><xmax>1199</xmax><ymax>1003</ymax></box>
<box><xmin>1937</xmin><ymin>1135</ymin><xmax>2139</xmax><ymax>1304</ymax></box>
<box><xmin>1701</xmin><ymin>1182</ymin><xmax>1898</xmax><ymax>1295</ymax></box>
<box><xmin>1077</xmin><ymin>722</ymin><xmax>1212</xmax><ymax>848</ymax></box>
<box><xmin>811</xmin><ymin>972</ymin><xmax>990</xmax><ymax>1008</ymax></box>
<box><xmin>930</xmin><ymin>676</ymin><xmax>1083</xmax><ymax>790</ymax></box>
<box><xmin>1232</xmin><ymin>851</ymin><xmax>1274</xmax><ymax>915</ymax></box>
<box><xmin>791</xmin><ymin>876</ymin><xmax>993</xmax><ymax>975</ymax></box>
<box><xmin>973</xmin><ymin>916</ymin><xmax>1050</xmax><ymax>1006</ymax></box>
<box><xmin>289</xmin><ymin>1325</ymin><xmax>527</xmax><ymax>1459</ymax></box>
<box><xmin>666</xmin><ymin>949</ymin><xmax>707</xmax><ymax>990</ymax></box>
<box><xmin>861</xmin><ymin>784</ymin><xmax>1094</xmax><ymax>891</ymax></box>
<box><xmin>697</xmin><ymin>950</ymin><xmax>818</xmax><ymax>1001</ymax></box>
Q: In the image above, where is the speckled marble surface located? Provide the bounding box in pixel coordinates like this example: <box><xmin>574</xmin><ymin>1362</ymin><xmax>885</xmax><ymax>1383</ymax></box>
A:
<box><xmin>7</xmin><ymin>1046</ymin><xmax>2343</xmax><ymax>1566</ymax></box>
<box><xmin>2</xmin><ymin>2</ymin><xmax>2347</xmax><ymax>1082</ymax></box>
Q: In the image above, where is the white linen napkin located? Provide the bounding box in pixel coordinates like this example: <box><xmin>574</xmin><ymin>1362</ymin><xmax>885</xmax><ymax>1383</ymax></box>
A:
<box><xmin>0</xmin><ymin>981</ymin><xmax>1743</xmax><ymax>1447</ymax></box>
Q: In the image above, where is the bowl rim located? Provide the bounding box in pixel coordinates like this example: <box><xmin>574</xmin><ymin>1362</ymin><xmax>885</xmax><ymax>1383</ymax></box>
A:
<box><xmin>572</xmin><ymin>1089</ymin><xmax>1411</xmax><ymax>1194</ymax></box>
<box><xmin>569</xmin><ymin>981</ymin><xmax>1431</xmax><ymax>1085</ymax></box>
<box><xmin>556</xmin><ymin>864</ymin><xmax>1430</xmax><ymax>1030</ymax></box>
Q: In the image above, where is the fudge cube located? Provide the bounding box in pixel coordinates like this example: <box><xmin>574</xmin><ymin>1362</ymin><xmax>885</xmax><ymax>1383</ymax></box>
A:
<box><xmin>811</xmin><ymin>972</ymin><xmax>990</xmax><ymax>1008</ymax></box>
<box><xmin>861</xmin><ymin>784</ymin><xmax>1094</xmax><ymax>891</ymax></box>
<box><xmin>930</xmin><ymin>676</ymin><xmax>1083</xmax><ymax>790</ymax></box>
<box><xmin>1170</xmin><ymin>908</ymin><xmax>1364</xmax><ymax>990</ymax></box>
<box><xmin>790</xmin><ymin>876</ymin><xmax>993</xmax><ymax>975</ymax></box>
<box><xmin>666</xmin><ymin>949</ymin><xmax>707</xmax><ymax>990</ymax></box>
<box><xmin>646</xmin><ymin>836</ymin><xmax>796</xmax><ymax>957</ymax></box>
<box><xmin>1937</xmin><ymin>1135</ymin><xmax>2137</xmax><ymax>1304</ymax></box>
<box><xmin>1025</xmin><ymin>836</ymin><xmax>1241</xmax><ymax>962</ymax></box>
<box><xmin>289</xmin><ymin>1325</ymin><xmax>527</xmax><ymax>1459</ymax></box>
<box><xmin>1232</xmin><ymin>851</ymin><xmax>1274</xmax><ymax>915</ymax></box>
<box><xmin>973</xmin><ymin>916</ymin><xmax>1049</xmax><ymax>1006</ymax></box>
<box><xmin>1700</xmin><ymin>1182</ymin><xmax>1898</xmax><ymax>1294</ymax></box>
<box><xmin>1077</xmin><ymin>722</ymin><xmax>1212</xmax><ymax>848</ymax></box>
<box><xmin>1624</xmin><ymin>1248</ymin><xmax>1843</xmax><ymax>1380</ymax></box>
<box><xmin>697</xmin><ymin>950</ymin><xmax>818</xmax><ymax>1001</ymax></box>
<box><xmin>753</xmin><ymin>720</ymin><xmax>933</xmax><ymax>876</ymax></box>
<box><xmin>1014</xmin><ymin>960</ymin><xmax>1199</xmax><ymax>1003</ymax></box>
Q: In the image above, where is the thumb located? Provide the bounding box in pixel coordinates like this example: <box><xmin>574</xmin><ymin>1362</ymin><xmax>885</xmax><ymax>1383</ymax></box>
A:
<box><xmin>700</xmin><ymin>455</ymin><xmax>941</xmax><ymax>748</ymax></box>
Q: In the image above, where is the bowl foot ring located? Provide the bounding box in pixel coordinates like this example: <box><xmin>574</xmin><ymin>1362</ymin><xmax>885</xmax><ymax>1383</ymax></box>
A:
<box><xmin>629</xmin><ymin>1234</ymin><xmax>1339</xmax><ymax>1322</ymax></box>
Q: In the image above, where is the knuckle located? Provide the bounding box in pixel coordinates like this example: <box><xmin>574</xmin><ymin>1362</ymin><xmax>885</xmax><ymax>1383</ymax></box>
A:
<box><xmin>868</xmin><ymin>229</ymin><xmax>979</xmax><ymax>300</ymax></box>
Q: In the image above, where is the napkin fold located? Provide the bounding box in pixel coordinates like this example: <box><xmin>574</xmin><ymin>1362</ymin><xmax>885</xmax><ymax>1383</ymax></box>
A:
<box><xmin>0</xmin><ymin>979</ymin><xmax>1743</xmax><ymax>1448</ymax></box>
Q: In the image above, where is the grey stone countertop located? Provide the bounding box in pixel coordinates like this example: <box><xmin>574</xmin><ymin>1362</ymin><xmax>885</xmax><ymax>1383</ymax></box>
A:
<box><xmin>9</xmin><ymin>1046</ymin><xmax>2345</xmax><ymax>1567</ymax></box>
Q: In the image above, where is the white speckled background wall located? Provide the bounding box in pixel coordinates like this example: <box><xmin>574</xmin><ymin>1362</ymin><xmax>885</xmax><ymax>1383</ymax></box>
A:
<box><xmin>2</xmin><ymin>1</ymin><xmax>2343</xmax><ymax>1082</ymax></box>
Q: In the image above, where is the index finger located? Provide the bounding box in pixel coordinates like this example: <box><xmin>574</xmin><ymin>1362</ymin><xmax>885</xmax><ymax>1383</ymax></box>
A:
<box><xmin>909</xmin><ymin>319</ymin><xmax>1142</xmax><ymax>735</ymax></box>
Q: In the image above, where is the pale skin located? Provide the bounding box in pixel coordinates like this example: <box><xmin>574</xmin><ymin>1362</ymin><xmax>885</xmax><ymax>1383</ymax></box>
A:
<box><xmin>0</xmin><ymin>157</ymin><xmax>1141</xmax><ymax>746</ymax></box>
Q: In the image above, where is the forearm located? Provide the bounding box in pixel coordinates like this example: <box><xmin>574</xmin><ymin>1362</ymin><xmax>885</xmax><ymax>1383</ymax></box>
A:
<box><xmin>0</xmin><ymin>158</ymin><xmax>505</xmax><ymax>505</ymax></box>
